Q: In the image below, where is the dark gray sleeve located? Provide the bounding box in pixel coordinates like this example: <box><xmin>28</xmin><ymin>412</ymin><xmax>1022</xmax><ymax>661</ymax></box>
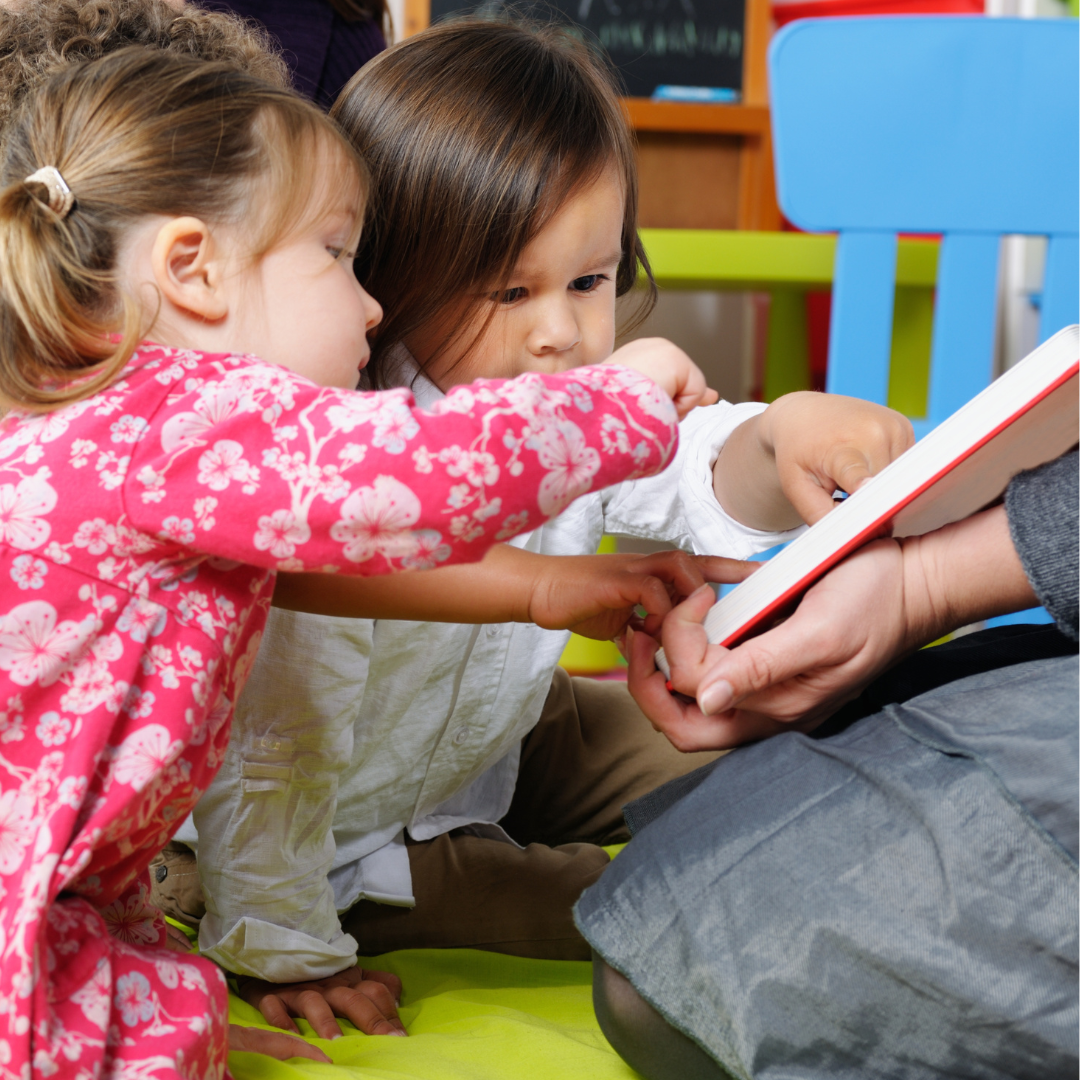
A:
<box><xmin>1004</xmin><ymin>450</ymin><xmax>1078</xmax><ymax>641</ymax></box>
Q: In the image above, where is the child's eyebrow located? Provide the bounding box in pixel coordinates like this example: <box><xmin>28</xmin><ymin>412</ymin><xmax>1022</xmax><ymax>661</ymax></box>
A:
<box><xmin>579</xmin><ymin>250</ymin><xmax>623</xmax><ymax>271</ymax></box>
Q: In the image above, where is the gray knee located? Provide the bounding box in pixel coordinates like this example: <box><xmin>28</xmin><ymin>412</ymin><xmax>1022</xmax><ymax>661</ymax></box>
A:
<box><xmin>592</xmin><ymin>955</ymin><xmax>731</xmax><ymax>1080</ymax></box>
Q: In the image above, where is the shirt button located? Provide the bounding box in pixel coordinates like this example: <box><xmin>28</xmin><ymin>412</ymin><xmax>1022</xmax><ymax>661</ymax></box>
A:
<box><xmin>452</xmin><ymin>726</ymin><xmax>470</xmax><ymax>745</ymax></box>
<box><xmin>486</xmin><ymin>625</ymin><xmax>499</xmax><ymax>637</ymax></box>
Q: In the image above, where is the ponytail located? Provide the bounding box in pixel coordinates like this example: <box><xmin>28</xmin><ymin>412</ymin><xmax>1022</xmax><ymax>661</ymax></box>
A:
<box><xmin>0</xmin><ymin>167</ymin><xmax>141</xmax><ymax>409</ymax></box>
<box><xmin>0</xmin><ymin>48</ymin><xmax>365</xmax><ymax>412</ymax></box>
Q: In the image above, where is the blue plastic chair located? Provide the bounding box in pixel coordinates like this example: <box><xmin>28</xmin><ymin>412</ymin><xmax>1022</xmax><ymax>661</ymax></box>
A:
<box><xmin>770</xmin><ymin>17</ymin><xmax>1079</xmax><ymax>627</ymax></box>
<box><xmin>769</xmin><ymin>16</ymin><xmax>1079</xmax><ymax>440</ymax></box>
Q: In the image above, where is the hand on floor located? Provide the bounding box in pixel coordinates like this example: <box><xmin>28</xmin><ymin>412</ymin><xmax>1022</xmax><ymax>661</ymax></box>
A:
<box><xmin>229</xmin><ymin>1024</ymin><xmax>332</xmax><ymax>1062</ymax></box>
<box><xmin>237</xmin><ymin>964</ymin><xmax>407</xmax><ymax>1040</ymax></box>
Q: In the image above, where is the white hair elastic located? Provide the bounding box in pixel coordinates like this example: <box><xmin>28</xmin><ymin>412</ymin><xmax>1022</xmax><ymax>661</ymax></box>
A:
<box><xmin>24</xmin><ymin>166</ymin><xmax>74</xmax><ymax>218</ymax></box>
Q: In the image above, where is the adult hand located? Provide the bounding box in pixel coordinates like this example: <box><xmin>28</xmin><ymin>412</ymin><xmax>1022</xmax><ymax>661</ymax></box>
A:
<box><xmin>632</xmin><ymin>504</ymin><xmax>1038</xmax><ymax>750</ymax></box>
<box><xmin>237</xmin><ymin>965</ymin><xmax>406</xmax><ymax>1041</ymax></box>
<box><xmin>635</xmin><ymin>541</ymin><xmax>913</xmax><ymax>753</ymax></box>
<box><xmin>626</xmin><ymin>586</ymin><xmax>805</xmax><ymax>752</ymax></box>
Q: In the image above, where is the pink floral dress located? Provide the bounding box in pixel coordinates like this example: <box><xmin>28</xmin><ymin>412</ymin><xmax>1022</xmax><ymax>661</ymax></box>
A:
<box><xmin>0</xmin><ymin>344</ymin><xmax>677</xmax><ymax>1079</ymax></box>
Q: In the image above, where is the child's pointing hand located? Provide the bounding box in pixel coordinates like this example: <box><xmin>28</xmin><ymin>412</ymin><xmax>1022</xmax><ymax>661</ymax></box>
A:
<box><xmin>714</xmin><ymin>391</ymin><xmax>915</xmax><ymax>532</ymax></box>
<box><xmin>604</xmin><ymin>337</ymin><xmax>719</xmax><ymax>420</ymax></box>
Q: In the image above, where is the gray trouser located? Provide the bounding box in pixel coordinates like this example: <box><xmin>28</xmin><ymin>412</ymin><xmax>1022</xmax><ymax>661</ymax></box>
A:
<box><xmin>577</xmin><ymin>656</ymin><xmax>1080</xmax><ymax>1080</ymax></box>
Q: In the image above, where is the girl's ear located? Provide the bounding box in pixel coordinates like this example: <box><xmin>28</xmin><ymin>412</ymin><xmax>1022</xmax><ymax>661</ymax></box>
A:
<box><xmin>150</xmin><ymin>217</ymin><xmax>229</xmax><ymax>322</ymax></box>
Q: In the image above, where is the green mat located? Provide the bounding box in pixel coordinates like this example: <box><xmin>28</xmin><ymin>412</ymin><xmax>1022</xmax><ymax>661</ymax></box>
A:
<box><xmin>227</xmin><ymin>948</ymin><xmax>638</xmax><ymax>1080</ymax></box>
<box><xmin>226</xmin><ymin>844</ymin><xmax>634</xmax><ymax>1079</ymax></box>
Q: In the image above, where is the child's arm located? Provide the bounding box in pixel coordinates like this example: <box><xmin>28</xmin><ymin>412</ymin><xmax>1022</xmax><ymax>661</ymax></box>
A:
<box><xmin>274</xmin><ymin>543</ymin><xmax>755</xmax><ymax>641</ymax></box>
<box><xmin>713</xmin><ymin>392</ymin><xmax>916</xmax><ymax>532</ymax></box>
<box><xmin>127</xmin><ymin>346</ymin><xmax>705</xmax><ymax>578</ymax></box>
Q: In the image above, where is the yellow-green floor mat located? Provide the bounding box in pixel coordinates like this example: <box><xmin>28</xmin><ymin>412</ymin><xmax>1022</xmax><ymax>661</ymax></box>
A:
<box><xmin>227</xmin><ymin>948</ymin><xmax>638</xmax><ymax>1080</ymax></box>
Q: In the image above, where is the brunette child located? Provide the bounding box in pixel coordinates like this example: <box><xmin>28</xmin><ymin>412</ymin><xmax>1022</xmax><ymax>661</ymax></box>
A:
<box><xmin>179</xmin><ymin>17</ymin><xmax>915</xmax><ymax>1044</ymax></box>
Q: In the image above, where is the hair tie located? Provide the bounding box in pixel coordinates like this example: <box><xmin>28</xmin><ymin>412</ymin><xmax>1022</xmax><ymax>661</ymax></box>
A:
<box><xmin>24</xmin><ymin>166</ymin><xmax>74</xmax><ymax>219</ymax></box>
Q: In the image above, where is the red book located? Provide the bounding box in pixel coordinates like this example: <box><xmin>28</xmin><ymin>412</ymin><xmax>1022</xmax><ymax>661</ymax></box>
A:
<box><xmin>657</xmin><ymin>324</ymin><xmax>1079</xmax><ymax>674</ymax></box>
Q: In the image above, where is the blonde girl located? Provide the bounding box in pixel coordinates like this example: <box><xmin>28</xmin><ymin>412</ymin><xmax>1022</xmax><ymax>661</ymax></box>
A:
<box><xmin>0</xmin><ymin>47</ymin><xmax>706</xmax><ymax>1075</ymax></box>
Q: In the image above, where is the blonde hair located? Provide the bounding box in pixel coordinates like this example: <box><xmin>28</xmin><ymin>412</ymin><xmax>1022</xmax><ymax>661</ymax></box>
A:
<box><xmin>0</xmin><ymin>48</ymin><xmax>365</xmax><ymax>411</ymax></box>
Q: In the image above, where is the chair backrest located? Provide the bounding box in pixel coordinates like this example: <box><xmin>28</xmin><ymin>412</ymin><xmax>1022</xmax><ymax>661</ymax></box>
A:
<box><xmin>769</xmin><ymin>16</ymin><xmax>1079</xmax><ymax>434</ymax></box>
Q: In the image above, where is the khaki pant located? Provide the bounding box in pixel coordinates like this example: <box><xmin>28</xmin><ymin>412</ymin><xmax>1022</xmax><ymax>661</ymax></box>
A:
<box><xmin>152</xmin><ymin>669</ymin><xmax>721</xmax><ymax>962</ymax></box>
<box><xmin>341</xmin><ymin>669</ymin><xmax>721</xmax><ymax>960</ymax></box>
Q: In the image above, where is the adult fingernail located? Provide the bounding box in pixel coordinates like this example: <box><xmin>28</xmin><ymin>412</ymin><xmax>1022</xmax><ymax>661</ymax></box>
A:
<box><xmin>699</xmin><ymin>679</ymin><xmax>733</xmax><ymax>715</ymax></box>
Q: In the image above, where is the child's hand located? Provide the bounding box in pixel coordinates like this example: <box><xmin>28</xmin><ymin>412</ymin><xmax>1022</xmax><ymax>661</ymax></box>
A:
<box><xmin>764</xmin><ymin>392</ymin><xmax>915</xmax><ymax>524</ymax></box>
<box><xmin>714</xmin><ymin>392</ymin><xmax>915</xmax><ymax>532</ymax></box>
<box><xmin>525</xmin><ymin>549</ymin><xmax>754</xmax><ymax>642</ymax></box>
<box><xmin>237</xmin><ymin>965</ymin><xmax>406</xmax><ymax>1041</ymax></box>
<box><xmin>604</xmin><ymin>338</ymin><xmax>719</xmax><ymax>420</ymax></box>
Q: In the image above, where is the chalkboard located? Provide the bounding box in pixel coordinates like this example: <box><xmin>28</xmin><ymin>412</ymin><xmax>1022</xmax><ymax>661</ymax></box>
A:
<box><xmin>427</xmin><ymin>0</ymin><xmax>746</xmax><ymax>99</ymax></box>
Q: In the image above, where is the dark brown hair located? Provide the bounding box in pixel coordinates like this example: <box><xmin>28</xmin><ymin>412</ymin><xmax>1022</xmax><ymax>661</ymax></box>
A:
<box><xmin>0</xmin><ymin>0</ymin><xmax>290</xmax><ymax>147</ymax></box>
<box><xmin>0</xmin><ymin>48</ymin><xmax>365</xmax><ymax>410</ymax></box>
<box><xmin>331</xmin><ymin>17</ymin><xmax>655</xmax><ymax>387</ymax></box>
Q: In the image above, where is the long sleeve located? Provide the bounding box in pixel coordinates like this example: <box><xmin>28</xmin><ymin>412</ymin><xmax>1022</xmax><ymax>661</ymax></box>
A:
<box><xmin>1005</xmin><ymin>450</ymin><xmax>1079</xmax><ymax>641</ymax></box>
<box><xmin>123</xmin><ymin>353</ymin><xmax>679</xmax><ymax>575</ymax></box>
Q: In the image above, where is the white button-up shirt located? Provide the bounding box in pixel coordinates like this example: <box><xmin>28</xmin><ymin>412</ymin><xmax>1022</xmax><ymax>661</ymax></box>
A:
<box><xmin>180</xmin><ymin>361</ymin><xmax>801</xmax><ymax>981</ymax></box>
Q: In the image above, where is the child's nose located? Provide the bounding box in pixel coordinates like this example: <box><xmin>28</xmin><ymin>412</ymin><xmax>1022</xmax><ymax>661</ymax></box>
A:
<box><xmin>361</xmin><ymin>286</ymin><xmax>383</xmax><ymax>331</ymax></box>
<box><xmin>527</xmin><ymin>299</ymin><xmax>580</xmax><ymax>355</ymax></box>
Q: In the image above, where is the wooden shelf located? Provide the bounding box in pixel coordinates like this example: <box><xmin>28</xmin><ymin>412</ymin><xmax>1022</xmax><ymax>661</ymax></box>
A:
<box><xmin>623</xmin><ymin>99</ymin><xmax>770</xmax><ymax>136</ymax></box>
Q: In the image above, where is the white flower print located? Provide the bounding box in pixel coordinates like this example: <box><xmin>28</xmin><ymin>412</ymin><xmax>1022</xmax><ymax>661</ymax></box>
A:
<box><xmin>534</xmin><ymin>421</ymin><xmax>601</xmax><ymax>517</ymax></box>
<box><xmin>122</xmin><ymin>687</ymin><xmax>156</xmax><ymax>720</ymax></box>
<box><xmin>438</xmin><ymin>447</ymin><xmax>499</xmax><ymax>487</ymax></box>
<box><xmin>338</xmin><ymin>443</ymin><xmax>367</xmax><ymax>466</ymax></box>
<box><xmin>0</xmin><ymin>693</ymin><xmax>25</xmax><ymax>743</ymax></box>
<box><xmin>159</xmin><ymin>517</ymin><xmax>195</xmax><ymax>546</ymax></box>
<box><xmin>412</xmin><ymin>446</ymin><xmax>433</xmax><ymax>474</ymax></box>
<box><xmin>196</xmin><ymin>440</ymin><xmax>259</xmax><ymax>493</ymax></box>
<box><xmin>600</xmin><ymin>414</ymin><xmax>631</xmax><ymax>455</ymax></box>
<box><xmin>325</xmin><ymin>392</ymin><xmax>398</xmax><ymax>433</ymax></box>
<box><xmin>111</xmin><ymin>724</ymin><xmax>183</xmax><ymax>792</ymax></box>
<box><xmin>69</xmin><ymin>439</ymin><xmax>96</xmax><ymax>467</ymax></box>
<box><xmin>114</xmin><ymin>972</ymin><xmax>155</xmax><ymax>1025</ymax></box>
<box><xmin>42</xmin><ymin>541</ymin><xmax>71</xmax><ymax>565</ymax></box>
<box><xmin>401</xmin><ymin>530</ymin><xmax>451</xmax><ymax>570</ymax></box>
<box><xmin>61</xmin><ymin>657</ymin><xmax>124</xmax><ymax>716</ymax></box>
<box><xmin>116</xmin><ymin>597</ymin><xmax>167</xmax><ymax>643</ymax></box>
<box><xmin>330</xmin><ymin>476</ymin><xmax>422</xmax><ymax>563</ymax></box>
<box><xmin>73</xmin><ymin>519</ymin><xmax>117</xmax><ymax>556</ymax></box>
<box><xmin>0</xmin><ymin>472</ymin><xmax>57</xmax><ymax>550</ymax></box>
<box><xmin>0</xmin><ymin>602</ymin><xmax>89</xmax><ymax>687</ymax></box>
<box><xmin>253</xmin><ymin>510</ymin><xmax>311</xmax><ymax>560</ymax></box>
<box><xmin>0</xmin><ymin>790</ymin><xmax>35</xmax><ymax>874</ymax></box>
<box><xmin>35</xmin><ymin>712</ymin><xmax>71</xmax><ymax>748</ymax></box>
<box><xmin>69</xmin><ymin>958</ymin><xmax>110</xmax><ymax>1031</ymax></box>
<box><xmin>95</xmin><ymin>450</ymin><xmax>130</xmax><ymax>490</ymax></box>
<box><xmin>370</xmin><ymin>401</ymin><xmax>420</xmax><ymax>454</ymax></box>
<box><xmin>10</xmin><ymin>555</ymin><xmax>47</xmax><ymax>590</ymax></box>
<box><xmin>109</xmin><ymin>415</ymin><xmax>149</xmax><ymax>444</ymax></box>
<box><xmin>160</xmin><ymin>381</ymin><xmax>255</xmax><ymax>452</ymax></box>
<box><xmin>56</xmin><ymin>775</ymin><xmax>87</xmax><ymax>809</ymax></box>
<box><xmin>496</xmin><ymin>511</ymin><xmax>530</xmax><ymax>541</ymax></box>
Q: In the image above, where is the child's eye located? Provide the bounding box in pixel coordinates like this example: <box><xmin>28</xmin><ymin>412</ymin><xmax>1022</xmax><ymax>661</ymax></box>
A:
<box><xmin>571</xmin><ymin>274</ymin><xmax>606</xmax><ymax>293</ymax></box>
<box><xmin>326</xmin><ymin>246</ymin><xmax>355</xmax><ymax>261</ymax></box>
<box><xmin>494</xmin><ymin>287</ymin><xmax>527</xmax><ymax>305</ymax></box>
